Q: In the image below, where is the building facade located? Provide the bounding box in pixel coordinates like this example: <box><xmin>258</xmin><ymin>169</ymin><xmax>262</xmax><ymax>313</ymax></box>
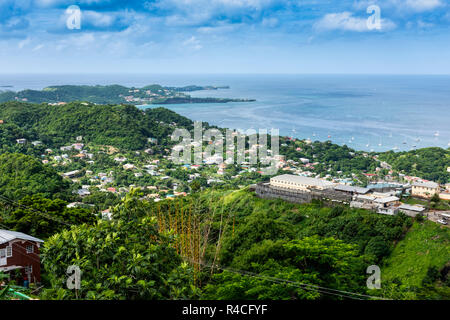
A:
<box><xmin>0</xmin><ymin>230</ymin><xmax>44</xmax><ymax>284</ymax></box>
<box><xmin>412</xmin><ymin>181</ymin><xmax>439</xmax><ymax>199</ymax></box>
<box><xmin>270</xmin><ymin>174</ymin><xmax>335</xmax><ymax>191</ymax></box>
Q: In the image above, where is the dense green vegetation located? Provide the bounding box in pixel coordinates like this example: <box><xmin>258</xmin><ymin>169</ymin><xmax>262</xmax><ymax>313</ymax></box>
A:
<box><xmin>0</xmin><ymin>102</ymin><xmax>193</xmax><ymax>150</ymax></box>
<box><xmin>3</xmin><ymin>194</ymin><xmax>95</xmax><ymax>239</ymax></box>
<box><xmin>0</xmin><ymin>152</ymin><xmax>70</xmax><ymax>200</ymax></box>
<box><xmin>280</xmin><ymin>139</ymin><xmax>378</xmax><ymax>178</ymax></box>
<box><xmin>0</xmin><ymin>85</ymin><xmax>130</xmax><ymax>105</ymax></box>
<box><xmin>37</xmin><ymin>188</ymin><xmax>449</xmax><ymax>300</ymax></box>
<box><xmin>187</xmin><ymin>189</ymin><xmax>447</xmax><ymax>300</ymax></box>
<box><xmin>378</xmin><ymin>147</ymin><xmax>450</xmax><ymax>183</ymax></box>
<box><xmin>194</xmin><ymin>189</ymin><xmax>411</xmax><ymax>263</ymax></box>
<box><xmin>203</xmin><ymin>236</ymin><xmax>365</xmax><ymax>300</ymax></box>
<box><xmin>41</xmin><ymin>191</ymin><xmax>198</xmax><ymax>300</ymax></box>
<box><xmin>381</xmin><ymin>221</ymin><xmax>450</xmax><ymax>299</ymax></box>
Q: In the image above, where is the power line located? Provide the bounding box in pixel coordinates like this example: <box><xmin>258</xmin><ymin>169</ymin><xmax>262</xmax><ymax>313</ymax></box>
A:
<box><xmin>184</xmin><ymin>258</ymin><xmax>389</xmax><ymax>301</ymax></box>
<box><xmin>0</xmin><ymin>193</ymin><xmax>389</xmax><ymax>300</ymax></box>
<box><xmin>0</xmin><ymin>193</ymin><xmax>74</xmax><ymax>227</ymax></box>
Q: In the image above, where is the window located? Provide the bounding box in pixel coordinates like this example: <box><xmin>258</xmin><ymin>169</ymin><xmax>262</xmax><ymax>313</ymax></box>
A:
<box><xmin>0</xmin><ymin>249</ymin><xmax>5</xmax><ymax>259</ymax></box>
<box><xmin>24</xmin><ymin>265</ymin><xmax>33</xmax><ymax>274</ymax></box>
<box><xmin>26</xmin><ymin>244</ymin><xmax>34</xmax><ymax>253</ymax></box>
<box><xmin>6</xmin><ymin>246</ymin><xmax>12</xmax><ymax>257</ymax></box>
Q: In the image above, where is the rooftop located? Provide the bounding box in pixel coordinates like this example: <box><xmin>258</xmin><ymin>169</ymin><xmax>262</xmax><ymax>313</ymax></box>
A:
<box><xmin>271</xmin><ymin>174</ymin><xmax>335</xmax><ymax>188</ymax></box>
<box><xmin>398</xmin><ymin>204</ymin><xmax>426</xmax><ymax>212</ymax></box>
<box><xmin>413</xmin><ymin>181</ymin><xmax>439</xmax><ymax>188</ymax></box>
<box><xmin>0</xmin><ymin>229</ymin><xmax>44</xmax><ymax>245</ymax></box>
<box><xmin>334</xmin><ymin>185</ymin><xmax>370</xmax><ymax>194</ymax></box>
<box><xmin>374</xmin><ymin>196</ymin><xmax>400</xmax><ymax>204</ymax></box>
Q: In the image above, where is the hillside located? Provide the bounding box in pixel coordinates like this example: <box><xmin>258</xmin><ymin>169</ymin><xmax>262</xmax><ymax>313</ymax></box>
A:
<box><xmin>381</xmin><ymin>220</ymin><xmax>450</xmax><ymax>298</ymax></box>
<box><xmin>178</xmin><ymin>189</ymin><xmax>449</xmax><ymax>299</ymax></box>
<box><xmin>38</xmin><ymin>188</ymin><xmax>450</xmax><ymax>300</ymax></box>
<box><xmin>378</xmin><ymin>147</ymin><xmax>450</xmax><ymax>183</ymax></box>
<box><xmin>0</xmin><ymin>102</ymin><xmax>194</xmax><ymax>150</ymax></box>
<box><xmin>0</xmin><ymin>152</ymin><xmax>70</xmax><ymax>200</ymax></box>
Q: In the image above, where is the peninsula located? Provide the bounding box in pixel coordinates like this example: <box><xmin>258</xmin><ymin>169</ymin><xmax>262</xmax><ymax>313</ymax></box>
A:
<box><xmin>0</xmin><ymin>84</ymin><xmax>255</xmax><ymax>105</ymax></box>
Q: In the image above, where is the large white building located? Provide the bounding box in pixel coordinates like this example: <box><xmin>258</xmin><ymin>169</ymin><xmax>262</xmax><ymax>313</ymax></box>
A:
<box><xmin>270</xmin><ymin>174</ymin><xmax>335</xmax><ymax>191</ymax></box>
<box><xmin>412</xmin><ymin>181</ymin><xmax>440</xmax><ymax>199</ymax></box>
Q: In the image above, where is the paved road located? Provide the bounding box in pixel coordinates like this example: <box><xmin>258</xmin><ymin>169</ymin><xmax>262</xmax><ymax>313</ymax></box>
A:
<box><xmin>426</xmin><ymin>210</ymin><xmax>450</xmax><ymax>227</ymax></box>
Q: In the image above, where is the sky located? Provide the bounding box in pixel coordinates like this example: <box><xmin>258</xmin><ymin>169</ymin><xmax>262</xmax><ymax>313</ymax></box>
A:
<box><xmin>1</xmin><ymin>0</ymin><xmax>450</xmax><ymax>74</ymax></box>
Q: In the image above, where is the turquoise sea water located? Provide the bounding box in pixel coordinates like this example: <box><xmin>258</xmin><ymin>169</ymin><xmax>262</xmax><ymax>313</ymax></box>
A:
<box><xmin>1</xmin><ymin>74</ymin><xmax>449</xmax><ymax>152</ymax></box>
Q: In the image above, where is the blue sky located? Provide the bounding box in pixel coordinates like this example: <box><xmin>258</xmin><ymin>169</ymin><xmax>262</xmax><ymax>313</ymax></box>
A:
<box><xmin>1</xmin><ymin>0</ymin><xmax>449</xmax><ymax>74</ymax></box>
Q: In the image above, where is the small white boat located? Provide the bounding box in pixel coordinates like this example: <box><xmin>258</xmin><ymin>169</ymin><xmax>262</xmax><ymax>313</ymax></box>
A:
<box><xmin>434</xmin><ymin>131</ymin><xmax>440</xmax><ymax>137</ymax></box>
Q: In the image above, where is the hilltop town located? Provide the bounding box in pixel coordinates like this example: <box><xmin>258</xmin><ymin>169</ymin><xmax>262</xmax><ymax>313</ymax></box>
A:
<box><xmin>7</xmin><ymin>103</ymin><xmax>450</xmax><ymax>226</ymax></box>
<box><xmin>0</xmin><ymin>101</ymin><xmax>449</xmax><ymax>301</ymax></box>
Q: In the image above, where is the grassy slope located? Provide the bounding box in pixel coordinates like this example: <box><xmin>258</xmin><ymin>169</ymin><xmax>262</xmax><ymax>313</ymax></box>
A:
<box><xmin>382</xmin><ymin>221</ymin><xmax>450</xmax><ymax>287</ymax></box>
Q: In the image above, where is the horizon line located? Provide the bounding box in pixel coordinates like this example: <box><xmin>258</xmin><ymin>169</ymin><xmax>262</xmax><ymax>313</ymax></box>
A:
<box><xmin>1</xmin><ymin>72</ymin><xmax>450</xmax><ymax>76</ymax></box>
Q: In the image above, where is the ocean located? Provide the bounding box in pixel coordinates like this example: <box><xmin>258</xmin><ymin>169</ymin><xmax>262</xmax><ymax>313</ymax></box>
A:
<box><xmin>1</xmin><ymin>73</ymin><xmax>449</xmax><ymax>152</ymax></box>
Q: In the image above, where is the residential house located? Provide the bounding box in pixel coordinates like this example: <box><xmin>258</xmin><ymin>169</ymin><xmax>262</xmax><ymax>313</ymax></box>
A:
<box><xmin>75</xmin><ymin>188</ymin><xmax>91</xmax><ymax>197</ymax></box>
<box><xmin>62</xmin><ymin>170</ymin><xmax>80</xmax><ymax>178</ymax></box>
<box><xmin>0</xmin><ymin>230</ymin><xmax>44</xmax><ymax>284</ymax></box>
<box><xmin>398</xmin><ymin>204</ymin><xmax>426</xmax><ymax>217</ymax></box>
<box><xmin>123</xmin><ymin>163</ymin><xmax>136</xmax><ymax>170</ymax></box>
<box><xmin>374</xmin><ymin>196</ymin><xmax>400</xmax><ymax>208</ymax></box>
<box><xmin>60</xmin><ymin>146</ymin><xmax>73</xmax><ymax>151</ymax></box>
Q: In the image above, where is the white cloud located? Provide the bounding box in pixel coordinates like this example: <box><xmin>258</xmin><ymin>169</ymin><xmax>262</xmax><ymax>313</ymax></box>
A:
<box><xmin>18</xmin><ymin>37</ymin><xmax>31</xmax><ymax>49</ymax></box>
<box><xmin>404</xmin><ymin>0</ymin><xmax>443</xmax><ymax>11</ymax></box>
<box><xmin>315</xmin><ymin>12</ymin><xmax>368</xmax><ymax>32</ymax></box>
<box><xmin>262</xmin><ymin>17</ymin><xmax>278</xmax><ymax>28</ymax></box>
<box><xmin>183</xmin><ymin>36</ymin><xmax>202</xmax><ymax>50</ymax></box>
<box><xmin>417</xmin><ymin>20</ymin><xmax>434</xmax><ymax>28</ymax></box>
<box><xmin>83</xmin><ymin>11</ymin><xmax>115</xmax><ymax>28</ymax></box>
<box><xmin>314</xmin><ymin>11</ymin><xmax>396</xmax><ymax>32</ymax></box>
<box><xmin>385</xmin><ymin>0</ymin><xmax>444</xmax><ymax>12</ymax></box>
<box><xmin>32</xmin><ymin>44</ymin><xmax>44</xmax><ymax>51</ymax></box>
<box><xmin>197</xmin><ymin>24</ymin><xmax>237</xmax><ymax>34</ymax></box>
